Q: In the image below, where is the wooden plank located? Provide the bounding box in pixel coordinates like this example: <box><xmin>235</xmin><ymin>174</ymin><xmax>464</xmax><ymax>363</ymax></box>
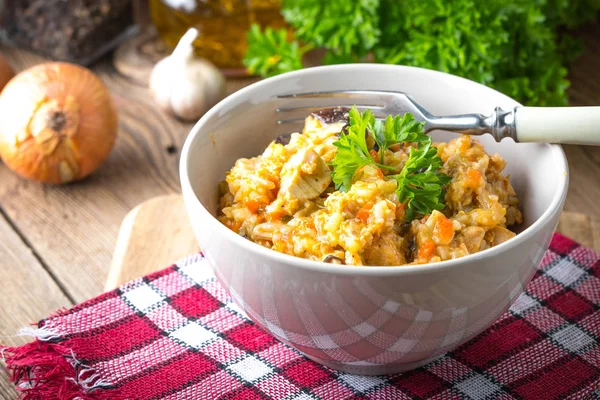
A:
<box><xmin>562</xmin><ymin>145</ymin><xmax>600</xmax><ymax>226</ymax></box>
<box><xmin>558</xmin><ymin>211</ymin><xmax>600</xmax><ymax>252</ymax></box>
<box><xmin>105</xmin><ymin>194</ymin><xmax>198</xmax><ymax>290</ymax></box>
<box><xmin>0</xmin><ymin>372</ymin><xmax>16</xmax><ymax>400</ymax></box>
<box><xmin>0</xmin><ymin>213</ymin><xmax>72</xmax><ymax>400</ymax></box>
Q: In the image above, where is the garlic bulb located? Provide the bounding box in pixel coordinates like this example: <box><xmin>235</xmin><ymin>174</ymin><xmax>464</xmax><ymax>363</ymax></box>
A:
<box><xmin>150</xmin><ymin>28</ymin><xmax>226</xmax><ymax>121</ymax></box>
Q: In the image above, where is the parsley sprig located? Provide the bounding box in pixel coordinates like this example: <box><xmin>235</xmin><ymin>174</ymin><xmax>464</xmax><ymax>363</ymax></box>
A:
<box><xmin>330</xmin><ymin>106</ymin><xmax>450</xmax><ymax>220</ymax></box>
<box><xmin>391</xmin><ymin>140</ymin><xmax>452</xmax><ymax>221</ymax></box>
<box><xmin>244</xmin><ymin>0</ymin><xmax>600</xmax><ymax>106</ymax></box>
<box><xmin>372</xmin><ymin>113</ymin><xmax>430</xmax><ymax>164</ymax></box>
<box><xmin>243</xmin><ymin>25</ymin><xmax>311</xmax><ymax>78</ymax></box>
<box><xmin>330</xmin><ymin>107</ymin><xmax>391</xmax><ymax>192</ymax></box>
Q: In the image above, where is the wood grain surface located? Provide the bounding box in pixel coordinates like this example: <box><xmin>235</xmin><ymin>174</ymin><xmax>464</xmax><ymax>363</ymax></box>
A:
<box><xmin>105</xmin><ymin>194</ymin><xmax>198</xmax><ymax>290</ymax></box>
<box><xmin>0</xmin><ymin>213</ymin><xmax>72</xmax><ymax>344</ymax></box>
<box><xmin>0</xmin><ymin>212</ymin><xmax>72</xmax><ymax>391</ymax></box>
<box><xmin>1</xmin><ymin>21</ymin><xmax>600</xmax><ymax>400</ymax></box>
<box><xmin>559</xmin><ymin>211</ymin><xmax>600</xmax><ymax>251</ymax></box>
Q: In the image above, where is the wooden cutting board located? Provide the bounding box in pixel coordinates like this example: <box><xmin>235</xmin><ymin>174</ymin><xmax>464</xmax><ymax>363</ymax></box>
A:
<box><xmin>105</xmin><ymin>194</ymin><xmax>600</xmax><ymax>290</ymax></box>
<box><xmin>104</xmin><ymin>194</ymin><xmax>199</xmax><ymax>290</ymax></box>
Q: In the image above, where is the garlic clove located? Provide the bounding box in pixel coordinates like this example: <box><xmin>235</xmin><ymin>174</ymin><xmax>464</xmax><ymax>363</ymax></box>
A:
<box><xmin>149</xmin><ymin>28</ymin><xmax>226</xmax><ymax>122</ymax></box>
<box><xmin>169</xmin><ymin>60</ymin><xmax>226</xmax><ymax>121</ymax></box>
<box><xmin>149</xmin><ymin>58</ymin><xmax>176</xmax><ymax>114</ymax></box>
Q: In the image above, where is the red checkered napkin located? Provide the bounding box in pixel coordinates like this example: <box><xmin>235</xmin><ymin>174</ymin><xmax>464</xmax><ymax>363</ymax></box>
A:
<box><xmin>2</xmin><ymin>233</ymin><xmax>599</xmax><ymax>399</ymax></box>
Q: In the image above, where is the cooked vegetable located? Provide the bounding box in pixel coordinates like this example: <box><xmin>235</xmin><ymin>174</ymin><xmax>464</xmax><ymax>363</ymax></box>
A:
<box><xmin>330</xmin><ymin>106</ymin><xmax>450</xmax><ymax>220</ymax></box>
<box><xmin>244</xmin><ymin>0</ymin><xmax>600</xmax><ymax>106</ymax></box>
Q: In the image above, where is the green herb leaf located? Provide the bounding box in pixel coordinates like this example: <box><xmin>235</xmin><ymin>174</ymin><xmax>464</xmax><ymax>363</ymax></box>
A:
<box><xmin>243</xmin><ymin>24</ymin><xmax>308</xmax><ymax>77</ymax></box>
<box><xmin>372</xmin><ymin>0</ymin><xmax>588</xmax><ymax>106</ymax></box>
<box><xmin>330</xmin><ymin>107</ymin><xmax>376</xmax><ymax>191</ymax></box>
<box><xmin>372</xmin><ymin>113</ymin><xmax>428</xmax><ymax>163</ymax></box>
<box><xmin>281</xmin><ymin>0</ymin><xmax>380</xmax><ymax>58</ymax></box>
<box><xmin>392</xmin><ymin>140</ymin><xmax>452</xmax><ymax>221</ymax></box>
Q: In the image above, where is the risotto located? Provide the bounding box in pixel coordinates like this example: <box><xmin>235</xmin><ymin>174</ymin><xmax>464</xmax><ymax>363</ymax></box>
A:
<box><xmin>218</xmin><ymin>107</ymin><xmax>522</xmax><ymax>266</ymax></box>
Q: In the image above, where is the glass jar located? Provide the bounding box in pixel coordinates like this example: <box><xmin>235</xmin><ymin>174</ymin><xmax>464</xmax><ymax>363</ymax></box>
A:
<box><xmin>150</xmin><ymin>0</ymin><xmax>285</xmax><ymax>75</ymax></box>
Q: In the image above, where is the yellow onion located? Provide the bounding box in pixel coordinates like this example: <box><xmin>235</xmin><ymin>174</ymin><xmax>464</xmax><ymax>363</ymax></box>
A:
<box><xmin>0</xmin><ymin>62</ymin><xmax>117</xmax><ymax>183</ymax></box>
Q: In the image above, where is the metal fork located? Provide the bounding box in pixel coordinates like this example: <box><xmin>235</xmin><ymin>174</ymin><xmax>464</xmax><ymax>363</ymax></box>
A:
<box><xmin>276</xmin><ymin>90</ymin><xmax>600</xmax><ymax>145</ymax></box>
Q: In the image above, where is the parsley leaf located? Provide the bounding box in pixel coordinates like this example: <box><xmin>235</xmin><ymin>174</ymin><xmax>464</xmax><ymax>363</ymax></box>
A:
<box><xmin>330</xmin><ymin>107</ymin><xmax>376</xmax><ymax>191</ymax></box>
<box><xmin>243</xmin><ymin>25</ymin><xmax>309</xmax><ymax>77</ymax></box>
<box><xmin>372</xmin><ymin>113</ymin><xmax>429</xmax><ymax>163</ymax></box>
<box><xmin>281</xmin><ymin>0</ymin><xmax>380</xmax><ymax>58</ymax></box>
<box><xmin>391</xmin><ymin>140</ymin><xmax>452</xmax><ymax>221</ymax></box>
<box><xmin>375</xmin><ymin>0</ymin><xmax>505</xmax><ymax>88</ymax></box>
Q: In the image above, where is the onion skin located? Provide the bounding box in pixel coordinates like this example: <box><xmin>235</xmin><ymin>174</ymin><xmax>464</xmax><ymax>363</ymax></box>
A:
<box><xmin>0</xmin><ymin>62</ymin><xmax>117</xmax><ymax>183</ymax></box>
<box><xmin>0</xmin><ymin>53</ymin><xmax>15</xmax><ymax>92</ymax></box>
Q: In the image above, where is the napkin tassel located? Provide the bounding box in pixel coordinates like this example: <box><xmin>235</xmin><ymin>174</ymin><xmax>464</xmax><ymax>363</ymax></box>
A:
<box><xmin>1</xmin><ymin>331</ymin><xmax>122</xmax><ymax>400</ymax></box>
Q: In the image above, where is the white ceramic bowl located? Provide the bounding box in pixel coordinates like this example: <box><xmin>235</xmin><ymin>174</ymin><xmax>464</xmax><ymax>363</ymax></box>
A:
<box><xmin>180</xmin><ymin>64</ymin><xmax>568</xmax><ymax>375</ymax></box>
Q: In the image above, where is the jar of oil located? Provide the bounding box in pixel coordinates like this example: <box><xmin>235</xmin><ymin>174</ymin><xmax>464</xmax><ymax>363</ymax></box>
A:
<box><xmin>150</xmin><ymin>0</ymin><xmax>285</xmax><ymax>75</ymax></box>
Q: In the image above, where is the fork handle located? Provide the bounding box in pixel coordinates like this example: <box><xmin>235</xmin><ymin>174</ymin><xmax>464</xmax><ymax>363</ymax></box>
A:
<box><xmin>515</xmin><ymin>106</ymin><xmax>600</xmax><ymax>145</ymax></box>
<box><xmin>426</xmin><ymin>106</ymin><xmax>600</xmax><ymax>145</ymax></box>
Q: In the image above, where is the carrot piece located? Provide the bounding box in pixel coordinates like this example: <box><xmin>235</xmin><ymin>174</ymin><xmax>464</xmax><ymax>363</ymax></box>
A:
<box><xmin>245</xmin><ymin>199</ymin><xmax>261</xmax><ymax>214</ymax></box>
<box><xmin>433</xmin><ymin>215</ymin><xmax>454</xmax><ymax>244</ymax></box>
<box><xmin>226</xmin><ymin>219</ymin><xmax>242</xmax><ymax>232</ymax></box>
<box><xmin>356</xmin><ymin>202</ymin><xmax>374</xmax><ymax>223</ymax></box>
<box><xmin>268</xmin><ymin>209</ymin><xmax>286</xmax><ymax>222</ymax></box>
<box><xmin>417</xmin><ymin>240</ymin><xmax>436</xmax><ymax>262</ymax></box>
<box><xmin>270</xmin><ymin>187</ymin><xmax>279</xmax><ymax>199</ymax></box>
<box><xmin>466</xmin><ymin>168</ymin><xmax>482</xmax><ymax>188</ymax></box>
<box><xmin>396</xmin><ymin>202</ymin><xmax>406</xmax><ymax>221</ymax></box>
<box><xmin>369</xmin><ymin>149</ymin><xmax>379</xmax><ymax>161</ymax></box>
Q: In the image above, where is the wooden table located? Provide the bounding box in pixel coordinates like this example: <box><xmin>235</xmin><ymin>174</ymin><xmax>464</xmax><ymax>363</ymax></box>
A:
<box><xmin>1</xmin><ymin>23</ymin><xmax>600</xmax><ymax>398</ymax></box>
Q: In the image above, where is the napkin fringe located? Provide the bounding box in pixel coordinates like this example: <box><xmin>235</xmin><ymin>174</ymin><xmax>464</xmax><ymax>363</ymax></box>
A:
<box><xmin>1</xmin><ymin>329</ymin><xmax>122</xmax><ymax>400</ymax></box>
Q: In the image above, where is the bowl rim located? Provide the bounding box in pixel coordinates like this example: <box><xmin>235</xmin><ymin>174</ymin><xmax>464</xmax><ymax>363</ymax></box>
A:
<box><xmin>180</xmin><ymin>63</ymin><xmax>569</xmax><ymax>277</ymax></box>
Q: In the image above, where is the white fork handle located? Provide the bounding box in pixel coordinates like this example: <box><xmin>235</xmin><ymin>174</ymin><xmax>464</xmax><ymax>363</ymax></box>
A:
<box><xmin>515</xmin><ymin>106</ymin><xmax>600</xmax><ymax>145</ymax></box>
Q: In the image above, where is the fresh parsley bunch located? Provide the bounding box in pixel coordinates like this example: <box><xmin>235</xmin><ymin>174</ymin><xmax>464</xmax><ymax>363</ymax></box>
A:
<box><xmin>243</xmin><ymin>25</ymin><xmax>311</xmax><ymax>77</ymax></box>
<box><xmin>243</xmin><ymin>0</ymin><xmax>600</xmax><ymax>106</ymax></box>
<box><xmin>331</xmin><ymin>106</ymin><xmax>451</xmax><ymax>221</ymax></box>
